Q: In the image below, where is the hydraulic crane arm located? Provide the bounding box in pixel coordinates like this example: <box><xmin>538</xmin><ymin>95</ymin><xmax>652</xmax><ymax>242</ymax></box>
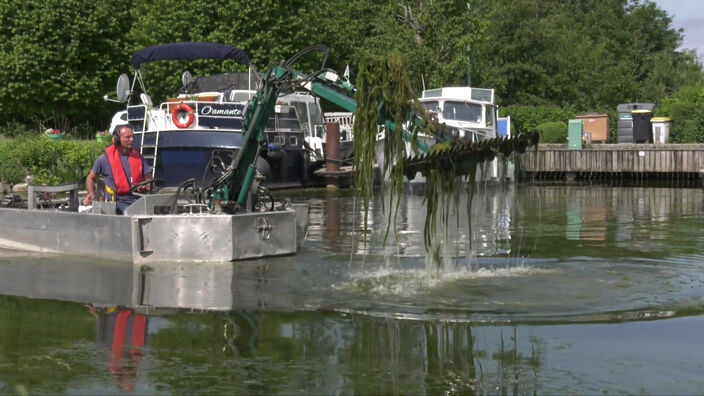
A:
<box><xmin>209</xmin><ymin>46</ymin><xmax>538</xmax><ymax>212</ymax></box>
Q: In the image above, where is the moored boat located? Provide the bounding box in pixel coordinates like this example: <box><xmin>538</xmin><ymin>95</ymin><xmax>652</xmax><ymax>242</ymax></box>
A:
<box><xmin>419</xmin><ymin>86</ymin><xmax>510</xmax><ymax>181</ymax></box>
<box><xmin>108</xmin><ymin>42</ymin><xmax>326</xmax><ymax>190</ymax></box>
<box><xmin>419</xmin><ymin>86</ymin><xmax>498</xmax><ymax>141</ymax></box>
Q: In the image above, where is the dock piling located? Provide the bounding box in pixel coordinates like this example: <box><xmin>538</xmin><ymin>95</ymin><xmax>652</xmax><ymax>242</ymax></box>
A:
<box><xmin>325</xmin><ymin>122</ymin><xmax>341</xmax><ymax>190</ymax></box>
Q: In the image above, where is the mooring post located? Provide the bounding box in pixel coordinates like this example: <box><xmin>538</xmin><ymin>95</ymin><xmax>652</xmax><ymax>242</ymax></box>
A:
<box><xmin>325</xmin><ymin>122</ymin><xmax>340</xmax><ymax>190</ymax></box>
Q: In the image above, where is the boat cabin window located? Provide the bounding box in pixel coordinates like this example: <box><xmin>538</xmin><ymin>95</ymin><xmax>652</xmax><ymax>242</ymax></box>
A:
<box><xmin>442</xmin><ymin>101</ymin><xmax>482</xmax><ymax>123</ymax></box>
<box><xmin>289</xmin><ymin>136</ymin><xmax>298</xmax><ymax>146</ymax></box>
<box><xmin>292</xmin><ymin>102</ymin><xmax>310</xmax><ymax>132</ymax></box>
<box><xmin>227</xmin><ymin>90</ymin><xmax>255</xmax><ymax>102</ymax></box>
<box><xmin>308</xmin><ymin>102</ymin><xmax>323</xmax><ymax>124</ymax></box>
<box><xmin>343</xmin><ymin>125</ymin><xmax>358</xmax><ymax>141</ymax></box>
<box><xmin>266</xmin><ymin>108</ymin><xmax>301</xmax><ymax>131</ymax></box>
<box><xmin>158</xmin><ymin>148</ymin><xmax>238</xmax><ymax>188</ymax></box>
<box><xmin>486</xmin><ymin>106</ymin><xmax>496</xmax><ymax>127</ymax></box>
<box><xmin>421</xmin><ymin>101</ymin><xmax>440</xmax><ymax>112</ymax></box>
<box><xmin>273</xmin><ymin>135</ymin><xmax>286</xmax><ymax>145</ymax></box>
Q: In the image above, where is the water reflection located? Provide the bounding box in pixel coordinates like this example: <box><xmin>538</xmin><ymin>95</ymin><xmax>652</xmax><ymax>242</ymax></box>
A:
<box><xmin>0</xmin><ymin>255</ymin><xmax>310</xmax><ymax>313</ymax></box>
<box><xmin>90</xmin><ymin>306</ymin><xmax>146</xmax><ymax>392</ymax></box>
<box><xmin>4</xmin><ymin>303</ymin><xmax>547</xmax><ymax>393</ymax></box>
<box><xmin>0</xmin><ymin>254</ymin><xmax>548</xmax><ymax>394</ymax></box>
<box><xmin>4</xmin><ymin>286</ymin><xmax>703</xmax><ymax>394</ymax></box>
<box><xmin>305</xmin><ymin>184</ymin><xmax>704</xmax><ymax>260</ymax></box>
<box><xmin>513</xmin><ymin>185</ymin><xmax>704</xmax><ymax>256</ymax></box>
<box><xmin>1</xmin><ymin>183</ymin><xmax>704</xmax><ymax>393</ymax></box>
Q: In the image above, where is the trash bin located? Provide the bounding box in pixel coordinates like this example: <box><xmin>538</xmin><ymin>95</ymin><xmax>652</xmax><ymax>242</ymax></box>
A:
<box><xmin>651</xmin><ymin>117</ymin><xmax>671</xmax><ymax>144</ymax></box>
<box><xmin>568</xmin><ymin>119</ymin><xmax>582</xmax><ymax>150</ymax></box>
<box><xmin>616</xmin><ymin>103</ymin><xmax>655</xmax><ymax>143</ymax></box>
<box><xmin>632</xmin><ymin>110</ymin><xmax>652</xmax><ymax>143</ymax></box>
<box><xmin>576</xmin><ymin>113</ymin><xmax>609</xmax><ymax>143</ymax></box>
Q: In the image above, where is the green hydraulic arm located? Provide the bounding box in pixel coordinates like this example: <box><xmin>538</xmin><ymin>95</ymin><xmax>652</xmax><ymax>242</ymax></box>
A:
<box><xmin>287</xmin><ymin>66</ymin><xmax>432</xmax><ymax>152</ymax></box>
<box><xmin>286</xmin><ymin>62</ymin><xmax>539</xmax><ymax>178</ymax></box>
<box><xmin>210</xmin><ymin>46</ymin><xmax>538</xmax><ymax>212</ymax></box>
<box><xmin>209</xmin><ymin>64</ymin><xmax>283</xmax><ymax>211</ymax></box>
<box><xmin>210</xmin><ymin>48</ymin><xmax>427</xmax><ymax>210</ymax></box>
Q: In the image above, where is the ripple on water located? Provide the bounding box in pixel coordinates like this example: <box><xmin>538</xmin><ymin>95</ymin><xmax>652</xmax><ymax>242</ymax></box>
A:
<box><xmin>336</xmin><ymin>264</ymin><xmax>556</xmax><ymax>297</ymax></box>
<box><xmin>314</xmin><ymin>252</ymin><xmax>704</xmax><ymax>325</ymax></box>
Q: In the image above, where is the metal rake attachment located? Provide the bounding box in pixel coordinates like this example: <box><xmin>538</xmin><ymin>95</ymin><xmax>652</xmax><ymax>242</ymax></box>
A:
<box><xmin>402</xmin><ymin>132</ymin><xmax>539</xmax><ymax>179</ymax></box>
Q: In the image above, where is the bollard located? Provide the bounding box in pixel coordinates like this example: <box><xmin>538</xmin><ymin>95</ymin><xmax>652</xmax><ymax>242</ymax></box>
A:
<box><xmin>325</xmin><ymin>122</ymin><xmax>340</xmax><ymax>172</ymax></box>
<box><xmin>325</xmin><ymin>122</ymin><xmax>340</xmax><ymax>189</ymax></box>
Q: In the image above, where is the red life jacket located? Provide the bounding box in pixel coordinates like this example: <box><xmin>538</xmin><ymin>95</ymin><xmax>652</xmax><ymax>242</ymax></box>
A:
<box><xmin>106</xmin><ymin>145</ymin><xmax>143</xmax><ymax>195</ymax></box>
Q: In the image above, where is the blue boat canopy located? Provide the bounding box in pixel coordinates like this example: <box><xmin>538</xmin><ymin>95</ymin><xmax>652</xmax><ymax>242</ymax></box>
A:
<box><xmin>131</xmin><ymin>42</ymin><xmax>251</xmax><ymax>70</ymax></box>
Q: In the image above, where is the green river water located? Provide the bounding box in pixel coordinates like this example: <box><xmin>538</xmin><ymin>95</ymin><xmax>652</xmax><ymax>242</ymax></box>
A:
<box><xmin>0</xmin><ymin>183</ymin><xmax>703</xmax><ymax>394</ymax></box>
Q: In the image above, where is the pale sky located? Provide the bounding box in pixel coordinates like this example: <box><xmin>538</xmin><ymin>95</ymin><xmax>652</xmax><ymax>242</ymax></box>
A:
<box><xmin>655</xmin><ymin>0</ymin><xmax>704</xmax><ymax>59</ymax></box>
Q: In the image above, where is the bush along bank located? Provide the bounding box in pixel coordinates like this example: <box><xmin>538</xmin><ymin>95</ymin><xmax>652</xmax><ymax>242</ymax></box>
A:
<box><xmin>536</xmin><ymin>121</ymin><xmax>568</xmax><ymax>143</ymax></box>
<box><xmin>0</xmin><ymin>136</ymin><xmax>110</xmax><ymax>187</ymax></box>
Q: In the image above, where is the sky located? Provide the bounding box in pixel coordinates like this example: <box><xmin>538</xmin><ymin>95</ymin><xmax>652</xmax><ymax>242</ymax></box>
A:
<box><xmin>655</xmin><ymin>0</ymin><xmax>704</xmax><ymax>59</ymax></box>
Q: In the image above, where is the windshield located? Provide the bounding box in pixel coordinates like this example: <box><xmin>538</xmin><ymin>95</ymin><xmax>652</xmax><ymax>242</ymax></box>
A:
<box><xmin>266</xmin><ymin>107</ymin><xmax>301</xmax><ymax>131</ymax></box>
<box><xmin>421</xmin><ymin>101</ymin><xmax>440</xmax><ymax>112</ymax></box>
<box><xmin>487</xmin><ymin>105</ymin><xmax>496</xmax><ymax>127</ymax></box>
<box><xmin>442</xmin><ymin>101</ymin><xmax>482</xmax><ymax>123</ymax></box>
<box><xmin>179</xmin><ymin>72</ymin><xmax>259</xmax><ymax>94</ymax></box>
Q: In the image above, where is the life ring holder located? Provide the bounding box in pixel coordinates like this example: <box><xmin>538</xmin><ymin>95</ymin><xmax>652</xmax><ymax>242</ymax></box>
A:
<box><xmin>172</xmin><ymin>103</ymin><xmax>195</xmax><ymax>128</ymax></box>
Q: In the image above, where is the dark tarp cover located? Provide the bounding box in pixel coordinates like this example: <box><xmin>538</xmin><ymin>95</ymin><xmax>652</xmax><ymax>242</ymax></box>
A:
<box><xmin>131</xmin><ymin>42</ymin><xmax>250</xmax><ymax>70</ymax></box>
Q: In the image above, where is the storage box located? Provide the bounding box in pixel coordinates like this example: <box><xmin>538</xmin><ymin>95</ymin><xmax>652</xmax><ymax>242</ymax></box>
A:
<box><xmin>568</xmin><ymin>119</ymin><xmax>582</xmax><ymax>150</ymax></box>
<box><xmin>576</xmin><ymin>113</ymin><xmax>609</xmax><ymax>143</ymax></box>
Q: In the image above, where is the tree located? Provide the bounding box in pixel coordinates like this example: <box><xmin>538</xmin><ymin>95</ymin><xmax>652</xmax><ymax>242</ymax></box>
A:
<box><xmin>658</xmin><ymin>81</ymin><xmax>704</xmax><ymax>143</ymax></box>
<box><xmin>126</xmin><ymin>0</ymin><xmax>320</xmax><ymax>104</ymax></box>
<box><xmin>372</xmin><ymin>0</ymin><xmax>488</xmax><ymax>89</ymax></box>
<box><xmin>309</xmin><ymin>0</ymin><xmax>486</xmax><ymax>92</ymax></box>
<box><xmin>469</xmin><ymin>0</ymin><xmax>702</xmax><ymax>110</ymax></box>
<box><xmin>0</xmin><ymin>0</ymin><xmax>132</xmax><ymax>136</ymax></box>
<box><xmin>0</xmin><ymin>0</ymin><xmax>700</xmax><ymax>139</ymax></box>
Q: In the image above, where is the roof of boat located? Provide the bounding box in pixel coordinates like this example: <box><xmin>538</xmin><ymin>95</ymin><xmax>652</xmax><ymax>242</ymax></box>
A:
<box><xmin>131</xmin><ymin>42</ymin><xmax>250</xmax><ymax>70</ymax></box>
<box><xmin>420</xmin><ymin>87</ymin><xmax>495</xmax><ymax>104</ymax></box>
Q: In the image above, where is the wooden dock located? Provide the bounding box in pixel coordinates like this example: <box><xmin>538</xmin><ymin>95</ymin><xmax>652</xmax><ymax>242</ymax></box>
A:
<box><xmin>519</xmin><ymin>143</ymin><xmax>704</xmax><ymax>180</ymax></box>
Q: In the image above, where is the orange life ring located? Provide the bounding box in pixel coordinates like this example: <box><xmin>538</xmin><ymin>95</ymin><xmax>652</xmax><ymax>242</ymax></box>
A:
<box><xmin>172</xmin><ymin>103</ymin><xmax>194</xmax><ymax>128</ymax></box>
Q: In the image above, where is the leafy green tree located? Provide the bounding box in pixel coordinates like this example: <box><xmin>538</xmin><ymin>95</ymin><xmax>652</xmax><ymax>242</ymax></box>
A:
<box><xmin>658</xmin><ymin>82</ymin><xmax>704</xmax><ymax>143</ymax></box>
<box><xmin>292</xmin><ymin>0</ymin><xmax>486</xmax><ymax>95</ymax></box>
<box><xmin>640</xmin><ymin>50</ymin><xmax>703</xmax><ymax>102</ymax></box>
<box><xmin>0</xmin><ymin>0</ymin><xmax>133</xmax><ymax>137</ymax></box>
<box><xmin>500</xmin><ymin>104</ymin><xmax>575</xmax><ymax>133</ymax></box>
<box><xmin>126</xmin><ymin>0</ymin><xmax>485</xmax><ymax>108</ymax></box>
<box><xmin>126</xmin><ymin>0</ymin><xmax>319</xmax><ymax>104</ymax></box>
<box><xmin>306</xmin><ymin>0</ymin><xmax>384</xmax><ymax>75</ymax></box>
<box><xmin>0</xmin><ymin>0</ymin><xmax>701</xmax><ymax>141</ymax></box>
<box><xmin>367</xmin><ymin>0</ymin><xmax>487</xmax><ymax>89</ymax></box>
<box><xmin>470</xmin><ymin>0</ymin><xmax>702</xmax><ymax>110</ymax></box>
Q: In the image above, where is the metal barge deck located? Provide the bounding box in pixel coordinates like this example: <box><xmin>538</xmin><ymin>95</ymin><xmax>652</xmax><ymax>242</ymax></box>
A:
<box><xmin>0</xmin><ymin>190</ymin><xmax>308</xmax><ymax>264</ymax></box>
